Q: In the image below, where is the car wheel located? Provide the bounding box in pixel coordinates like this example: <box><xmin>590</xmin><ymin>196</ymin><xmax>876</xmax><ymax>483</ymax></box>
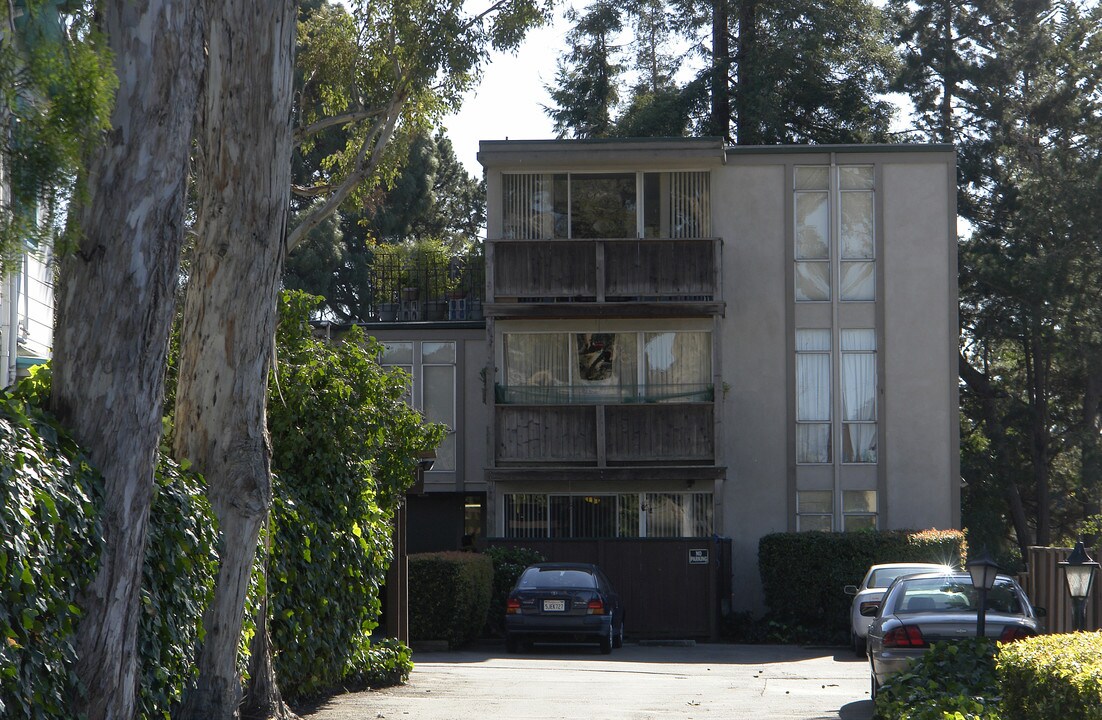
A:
<box><xmin>612</xmin><ymin>618</ymin><xmax>624</xmax><ymax>649</ymax></box>
<box><xmin>599</xmin><ymin>623</ymin><xmax>613</xmax><ymax>654</ymax></box>
<box><xmin>853</xmin><ymin>633</ymin><xmax>866</xmax><ymax>657</ymax></box>
<box><xmin>505</xmin><ymin>633</ymin><xmax>521</xmax><ymax>654</ymax></box>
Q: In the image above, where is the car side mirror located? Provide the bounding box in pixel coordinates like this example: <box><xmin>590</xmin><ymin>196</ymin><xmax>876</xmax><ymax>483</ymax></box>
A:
<box><xmin>859</xmin><ymin>603</ymin><xmax>880</xmax><ymax>617</ymax></box>
<box><xmin>1034</xmin><ymin>606</ymin><xmax>1047</xmax><ymax>618</ymax></box>
<box><xmin>844</xmin><ymin>585</ymin><xmax>858</xmax><ymax>596</ymax></box>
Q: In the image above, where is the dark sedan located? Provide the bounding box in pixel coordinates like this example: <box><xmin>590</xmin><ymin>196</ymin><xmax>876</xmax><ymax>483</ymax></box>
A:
<box><xmin>867</xmin><ymin>571</ymin><xmax>1044</xmax><ymax>697</ymax></box>
<box><xmin>504</xmin><ymin>562</ymin><xmax>624</xmax><ymax>654</ymax></box>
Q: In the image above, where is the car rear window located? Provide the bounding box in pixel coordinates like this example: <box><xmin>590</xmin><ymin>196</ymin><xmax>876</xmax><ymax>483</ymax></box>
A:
<box><xmin>893</xmin><ymin>577</ymin><xmax>1023</xmax><ymax>614</ymax></box>
<box><xmin>869</xmin><ymin>566</ymin><xmax>947</xmax><ymax>588</ymax></box>
<box><xmin>519</xmin><ymin>568</ymin><xmax>597</xmax><ymax>589</ymax></box>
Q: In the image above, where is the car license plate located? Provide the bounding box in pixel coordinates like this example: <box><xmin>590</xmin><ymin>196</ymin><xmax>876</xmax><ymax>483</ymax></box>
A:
<box><xmin>543</xmin><ymin>599</ymin><xmax>566</xmax><ymax>612</ymax></box>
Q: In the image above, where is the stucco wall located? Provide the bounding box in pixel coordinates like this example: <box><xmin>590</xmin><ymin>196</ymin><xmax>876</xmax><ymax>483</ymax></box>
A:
<box><xmin>715</xmin><ymin>163</ymin><xmax>792</xmax><ymax>610</ymax></box>
<box><xmin>881</xmin><ymin>162</ymin><xmax>959</xmax><ymax>530</ymax></box>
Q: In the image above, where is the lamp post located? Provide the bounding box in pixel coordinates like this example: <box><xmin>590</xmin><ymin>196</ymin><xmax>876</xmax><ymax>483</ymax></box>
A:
<box><xmin>1058</xmin><ymin>540</ymin><xmax>1099</xmax><ymax>632</ymax></box>
<box><xmin>967</xmin><ymin>550</ymin><xmax>1000</xmax><ymax>638</ymax></box>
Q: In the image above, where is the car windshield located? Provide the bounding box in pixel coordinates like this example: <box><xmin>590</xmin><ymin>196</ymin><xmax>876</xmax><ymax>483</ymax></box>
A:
<box><xmin>892</xmin><ymin>577</ymin><xmax>1024</xmax><ymax>614</ymax></box>
<box><xmin>519</xmin><ymin>568</ymin><xmax>597</xmax><ymax>589</ymax></box>
<box><xmin>868</xmin><ymin>566</ymin><xmax>946</xmax><ymax>589</ymax></box>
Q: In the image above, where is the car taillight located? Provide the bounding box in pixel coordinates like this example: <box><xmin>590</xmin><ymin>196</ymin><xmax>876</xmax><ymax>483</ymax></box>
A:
<box><xmin>999</xmin><ymin>626</ymin><xmax>1035</xmax><ymax>642</ymax></box>
<box><xmin>882</xmin><ymin>625</ymin><xmax>927</xmax><ymax>648</ymax></box>
<box><xmin>506</xmin><ymin>597</ymin><xmax>520</xmax><ymax>615</ymax></box>
<box><xmin>587</xmin><ymin>598</ymin><xmax>605</xmax><ymax>615</ymax></box>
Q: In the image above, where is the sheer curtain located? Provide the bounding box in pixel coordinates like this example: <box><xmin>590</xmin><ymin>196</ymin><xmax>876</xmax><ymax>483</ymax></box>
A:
<box><xmin>502</xmin><ymin>173</ymin><xmax>564</xmax><ymax>239</ymax></box>
<box><xmin>503</xmin><ymin>333</ymin><xmax>570</xmax><ymax>402</ymax></box>
<box><xmin>796</xmin><ymin>330</ymin><xmax>831</xmax><ymax>463</ymax></box>
<box><xmin>841</xmin><ymin>329</ymin><xmax>877</xmax><ymax>462</ymax></box>
<box><xmin>644</xmin><ymin>332</ymin><xmax>711</xmax><ymax>400</ymax></box>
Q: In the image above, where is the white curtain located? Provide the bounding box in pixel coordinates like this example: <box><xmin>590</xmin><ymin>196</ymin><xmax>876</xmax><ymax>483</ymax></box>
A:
<box><xmin>644</xmin><ymin>332</ymin><xmax>711</xmax><ymax>398</ymax></box>
<box><xmin>670</xmin><ymin>172</ymin><xmax>711</xmax><ymax>238</ymax></box>
<box><xmin>796</xmin><ymin>330</ymin><xmax>831</xmax><ymax>463</ymax></box>
<box><xmin>502</xmin><ymin>173</ymin><xmax>559</xmax><ymax>239</ymax></box>
<box><xmin>842</xmin><ymin>329</ymin><xmax>877</xmax><ymax>462</ymax></box>
<box><xmin>504</xmin><ymin>333</ymin><xmax>570</xmax><ymax>400</ymax></box>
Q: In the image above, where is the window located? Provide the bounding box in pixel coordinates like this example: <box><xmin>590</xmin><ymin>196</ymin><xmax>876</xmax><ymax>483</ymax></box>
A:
<box><xmin>503</xmin><ymin>492</ymin><xmax>712</xmax><ymax>538</ymax></box>
<box><xmin>502</xmin><ymin>171</ymin><xmax>710</xmax><ymax>240</ymax></box>
<box><xmin>380</xmin><ymin>340</ymin><xmax>457</xmax><ymax>471</ymax></box>
<box><xmin>841</xmin><ymin>330</ymin><xmax>877</xmax><ymax>463</ymax></box>
<box><xmin>500</xmin><ymin>331</ymin><xmax>712</xmax><ymax>404</ymax></box>
<box><xmin>795</xmin><ymin>329</ymin><xmax>831</xmax><ymax>463</ymax></box>
<box><xmin>843</xmin><ymin>490</ymin><xmax>877</xmax><ymax>530</ymax></box>
<box><xmin>797</xmin><ymin>491</ymin><xmax>833</xmax><ymax>531</ymax></box>
<box><xmin>794</xmin><ymin>165</ymin><xmax>875</xmax><ymax>303</ymax></box>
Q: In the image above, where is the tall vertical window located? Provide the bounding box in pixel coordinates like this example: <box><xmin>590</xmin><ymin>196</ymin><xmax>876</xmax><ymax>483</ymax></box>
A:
<box><xmin>794</xmin><ymin>165</ymin><xmax>875</xmax><ymax>303</ymax></box>
<box><xmin>795</xmin><ymin>329</ymin><xmax>831</xmax><ymax>463</ymax></box>
<box><xmin>502</xmin><ymin>172</ymin><xmax>710</xmax><ymax>240</ymax></box>
<box><xmin>797</xmin><ymin>490</ymin><xmax>833</xmax><ymax>531</ymax></box>
<box><xmin>841</xmin><ymin>330</ymin><xmax>877</xmax><ymax>463</ymax></box>
<box><xmin>380</xmin><ymin>340</ymin><xmax>457</xmax><ymax>471</ymax></box>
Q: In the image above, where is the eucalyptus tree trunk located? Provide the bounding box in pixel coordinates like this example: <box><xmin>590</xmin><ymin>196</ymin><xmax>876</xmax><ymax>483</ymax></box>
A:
<box><xmin>174</xmin><ymin>2</ymin><xmax>297</xmax><ymax>717</ymax></box>
<box><xmin>48</xmin><ymin>3</ymin><xmax>203</xmax><ymax>719</ymax></box>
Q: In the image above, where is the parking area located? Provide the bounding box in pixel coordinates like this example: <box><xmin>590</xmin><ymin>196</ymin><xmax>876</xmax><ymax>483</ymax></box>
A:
<box><xmin>296</xmin><ymin>643</ymin><xmax>875</xmax><ymax>720</ymax></box>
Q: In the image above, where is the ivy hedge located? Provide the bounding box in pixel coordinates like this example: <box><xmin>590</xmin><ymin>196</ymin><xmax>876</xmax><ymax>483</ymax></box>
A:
<box><xmin>0</xmin><ymin>370</ymin><xmax>219</xmax><ymax>719</ymax></box>
<box><xmin>266</xmin><ymin>292</ymin><xmax>438</xmax><ymax>699</ymax></box>
<box><xmin>874</xmin><ymin>638</ymin><xmax>1001</xmax><ymax>720</ymax></box>
<box><xmin>409</xmin><ymin>552</ymin><xmax>493</xmax><ymax>649</ymax></box>
<box><xmin>759</xmin><ymin>529</ymin><xmax>967</xmax><ymax>639</ymax></box>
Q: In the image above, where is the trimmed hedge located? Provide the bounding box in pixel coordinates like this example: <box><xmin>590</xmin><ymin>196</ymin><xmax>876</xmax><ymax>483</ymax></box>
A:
<box><xmin>482</xmin><ymin>546</ymin><xmax>546</xmax><ymax>637</ymax></box>
<box><xmin>759</xmin><ymin>529</ymin><xmax>966</xmax><ymax>637</ymax></box>
<box><xmin>997</xmin><ymin>632</ymin><xmax>1102</xmax><ymax>720</ymax></box>
<box><xmin>409</xmin><ymin>552</ymin><xmax>493</xmax><ymax>649</ymax></box>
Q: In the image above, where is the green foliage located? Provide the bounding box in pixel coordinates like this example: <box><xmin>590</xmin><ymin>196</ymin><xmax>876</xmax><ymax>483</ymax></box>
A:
<box><xmin>0</xmin><ymin>373</ymin><xmax>102</xmax><ymax>718</ymax></box>
<box><xmin>997</xmin><ymin>632</ymin><xmax>1102</xmax><ymax>720</ymax></box>
<box><xmin>0</xmin><ymin>2</ymin><xmax>116</xmax><ymax>265</ymax></box>
<box><xmin>266</xmin><ymin>290</ymin><xmax>443</xmax><ymax>698</ymax></box>
<box><xmin>759</xmin><ymin>529</ymin><xmax>966</xmax><ymax>639</ymax></box>
<box><xmin>137</xmin><ymin>458</ymin><xmax>219</xmax><ymax>719</ymax></box>
<box><xmin>0</xmin><ymin>368</ymin><xmax>219</xmax><ymax>720</ymax></box>
<box><xmin>482</xmin><ymin>546</ymin><xmax>546</xmax><ymax>637</ymax></box>
<box><xmin>874</xmin><ymin>638</ymin><xmax>1002</xmax><ymax>720</ymax></box>
<box><xmin>409</xmin><ymin>552</ymin><xmax>493</xmax><ymax>649</ymax></box>
<box><xmin>344</xmin><ymin>637</ymin><xmax>414</xmax><ymax>688</ymax></box>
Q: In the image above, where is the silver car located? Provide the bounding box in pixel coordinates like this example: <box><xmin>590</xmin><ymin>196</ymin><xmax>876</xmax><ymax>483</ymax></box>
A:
<box><xmin>867</xmin><ymin>571</ymin><xmax>1044</xmax><ymax>698</ymax></box>
<box><xmin>844</xmin><ymin>562</ymin><xmax>953</xmax><ymax>656</ymax></box>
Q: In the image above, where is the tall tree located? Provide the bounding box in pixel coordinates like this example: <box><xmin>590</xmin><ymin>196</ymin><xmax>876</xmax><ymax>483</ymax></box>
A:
<box><xmin>173</xmin><ymin>1</ymin><xmax>298</xmax><ymax>717</ymax></box>
<box><xmin>896</xmin><ymin>0</ymin><xmax>1102</xmax><ymax>556</ymax></box>
<box><xmin>47</xmin><ymin>2</ymin><xmax>203</xmax><ymax>719</ymax></box>
<box><xmin>545</xmin><ymin>0</ymin><xmax>624</xmax><ymax>138</ymax></box>
<box><xmin>176</xmin><ymin>2</ymin><xmax>548</xmax><ymax>716</ymax></box>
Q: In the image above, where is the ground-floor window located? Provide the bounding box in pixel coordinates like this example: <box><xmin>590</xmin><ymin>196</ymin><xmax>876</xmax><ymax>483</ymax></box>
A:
<box><xmin>503</xmin><ymin>492</ymin><xmax>713</xmax><ymax>539</ymax></box>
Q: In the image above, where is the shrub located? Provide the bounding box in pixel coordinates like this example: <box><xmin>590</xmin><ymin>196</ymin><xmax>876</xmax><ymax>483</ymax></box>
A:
<box><xmin>345</xmin><ymin>638</ymin><xmax>414</xmax><ymax>688</ymax></box>
<box><xmin>482</xmin><ymin>546</ymin><xmax>545</xmax><ymax>637</ymax></box>
<box><xmin>266</xmin><ymin>291</ymin><xmax>442</xmax><ymax>699</ymax></box>
<box><xmin>997</xmin><ymin>632</ymin><xmax>1102</xmax><ymax>720</ymax></box>
<box><xmin>409</xmin><ymin>552</ymin><xmax>493</xmax><ymax>648</ymax></box>
<box><xmin>0</xmin><ymin>381</ymin><xmax>102</xmax><ymax>718</ymax></box>
<box><xmin>0</xmin><ymin>369</ymin><xmax>219</xmax><ymax>720</ymax></box>
<box><xmin>873</xmin><ymin>638</ymin><xmax>1001</xmax><ymax>720</ymax></box>
<box><xmin>759</xmin><ymin>529</ymin><xmax>966</xmax><ymax>639</ymax></box>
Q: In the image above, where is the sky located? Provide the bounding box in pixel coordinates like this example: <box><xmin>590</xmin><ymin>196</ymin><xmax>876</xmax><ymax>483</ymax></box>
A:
<box><xmin>439</xmin><ymin>11</ymin><xmax>571</xmax><ymax>177</ymax></box>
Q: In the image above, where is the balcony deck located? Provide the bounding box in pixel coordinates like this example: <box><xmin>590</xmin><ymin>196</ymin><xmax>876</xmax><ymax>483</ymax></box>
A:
<box><xmin>485</xmin><ymin>237</ymin><xmax>724</xmax><ymax>317</ymax></box>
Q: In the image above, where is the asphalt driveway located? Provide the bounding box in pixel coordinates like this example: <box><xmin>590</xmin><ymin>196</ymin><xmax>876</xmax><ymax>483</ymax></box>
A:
<box><xmin>296</xmin><ymin>643</ymin><xmax>875</xmax><ymax>720</ymax></box>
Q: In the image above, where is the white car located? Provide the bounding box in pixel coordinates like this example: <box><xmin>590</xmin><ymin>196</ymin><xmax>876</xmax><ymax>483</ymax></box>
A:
<box><xmin>844</xmin><ymin>562</ymin><xmax>954</xmax><ymax>656</ymax></box>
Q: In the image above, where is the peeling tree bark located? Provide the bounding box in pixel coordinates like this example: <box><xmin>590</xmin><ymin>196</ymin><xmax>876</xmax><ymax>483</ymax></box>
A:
<box><xmin>48</xmin><ymin>3</ymin><xmax>203</xmax><ymax>719</ymax></box>
<box><xmin>174</xmin><ymin>3</ymin><xmax>297</xmax><ymax>718</ymax></box>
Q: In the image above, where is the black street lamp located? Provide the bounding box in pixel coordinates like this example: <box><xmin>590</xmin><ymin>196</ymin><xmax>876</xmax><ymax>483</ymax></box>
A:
<box><xmin>1058</xmin><ymin>540</ymin><xmax>1099</xmax><ymax>632</ymax></box>
<box><xmin>967</xmin><ymin>549</ymin><xmax>1000</xmax><ymax>638</ymax></box>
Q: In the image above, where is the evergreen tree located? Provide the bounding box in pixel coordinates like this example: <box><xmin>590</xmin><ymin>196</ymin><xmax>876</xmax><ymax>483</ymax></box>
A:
<box><xmin>545</xmin><ymin>0</ymin><xmax>625</xmax><ymax>138</ymax></box>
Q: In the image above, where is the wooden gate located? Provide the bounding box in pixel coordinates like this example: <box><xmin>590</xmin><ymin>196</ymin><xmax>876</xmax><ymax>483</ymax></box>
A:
<box><xmin>487</xmin><ymin>537</ymin><xmax>732</xmax><ymax>640</ymax></box>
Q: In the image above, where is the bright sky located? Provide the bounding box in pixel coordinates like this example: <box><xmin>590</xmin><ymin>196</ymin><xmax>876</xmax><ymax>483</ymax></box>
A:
<box><xmin>439</xmin><ymin>13</ymin><xmax>570</xmax><ymax>178</ymax></box>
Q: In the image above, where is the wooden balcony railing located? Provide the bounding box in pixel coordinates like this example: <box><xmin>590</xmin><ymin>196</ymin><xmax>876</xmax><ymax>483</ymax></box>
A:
<box><xmin>494</xmin><ymin>402</ymin><xmax>715</xmax><ymax>466</ymax></box>
<box><xmin>486</xmin><ymin>237</ymin><xmax>722</xmax><ymax>305</ymax></box>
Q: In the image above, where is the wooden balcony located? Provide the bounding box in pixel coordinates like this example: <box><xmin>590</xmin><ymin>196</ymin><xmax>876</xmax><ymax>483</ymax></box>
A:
<box><xmin>485</xmin><ymin>237</ymin><xmax>724</xmax><ymax>318</ymax></box>
<box><xmin>493</xmin><ymin>402</ymin><xmax>716</xmax><ymax>468</ymax></box>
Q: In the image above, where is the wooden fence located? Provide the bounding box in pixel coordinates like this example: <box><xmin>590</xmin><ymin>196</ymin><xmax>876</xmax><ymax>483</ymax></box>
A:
<box><xmin>1021</xmin><ymin>545</ymin><xmax>1102</xmax><ymax>634</ymax></box>
<box><xmin>486</xmin><ymin>537</ymin><xmax>732</xmax><ymax>640</ymax></box>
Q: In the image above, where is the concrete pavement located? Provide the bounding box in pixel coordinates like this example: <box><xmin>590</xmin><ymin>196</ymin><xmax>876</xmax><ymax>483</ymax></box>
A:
<box><xmin>295</xmin><ymin>643</ymin><xmax>876</xmax><ymax>720</ymax></box>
